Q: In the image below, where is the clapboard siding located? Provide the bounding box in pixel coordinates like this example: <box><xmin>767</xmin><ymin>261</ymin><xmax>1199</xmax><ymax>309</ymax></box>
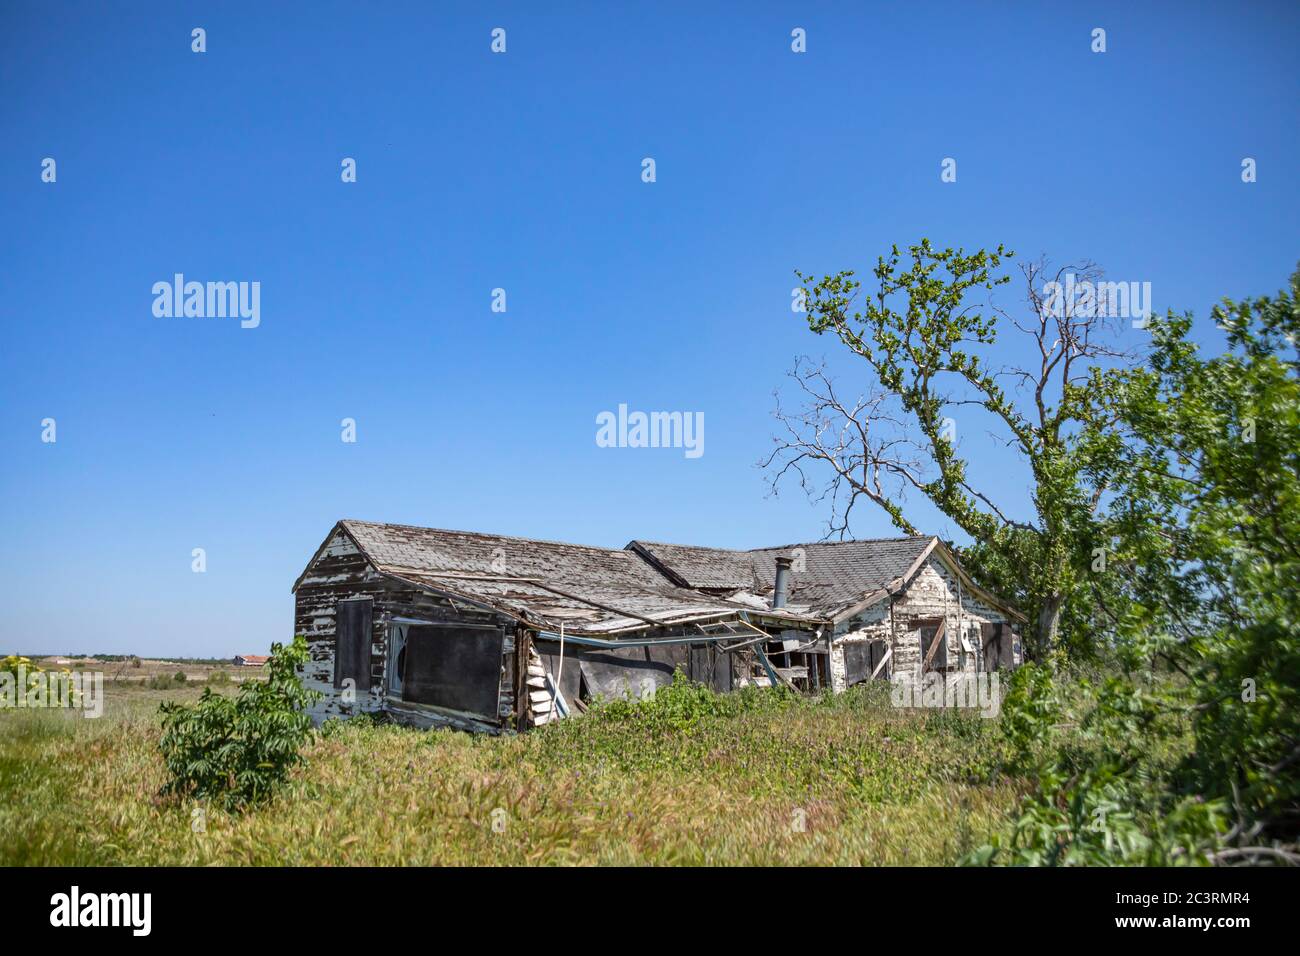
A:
<box><xmin>293</xmin><ymin>528</ymin><xmax>519</xmax><ymax>729</ymax></box>
<box><xmin>829</xmin><ymin>553</ymin><xmax>1021</xmax><ymax>691</ymax></box>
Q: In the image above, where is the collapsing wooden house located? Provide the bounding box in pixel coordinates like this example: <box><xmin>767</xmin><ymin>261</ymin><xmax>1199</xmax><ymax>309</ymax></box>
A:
<box><xmin>293</xmin><ymin>520</ymin><xmax>1025</xmax><ymax>733</ymax></box>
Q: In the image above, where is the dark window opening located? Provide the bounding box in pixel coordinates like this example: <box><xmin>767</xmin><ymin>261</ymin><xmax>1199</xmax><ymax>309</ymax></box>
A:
<box><xmin>334</xmin><ymin>598</ymin><xmax>372</xmax><ymax>691</ymax></box>
<box><xmin>401</xmin><ymin>624</ymin><xmax>505</xmax><ymax>717</ymax></box>
<box><xmin>980</xmin><ymin>622</ymin><xmax>1014</xmax><ymax>671</ymax></box>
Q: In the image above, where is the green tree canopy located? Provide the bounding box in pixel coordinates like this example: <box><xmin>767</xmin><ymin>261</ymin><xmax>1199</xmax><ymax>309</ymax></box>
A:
<box><xmin>769</xmin><ymin>241</ymin><xmax>1132</xmax><ymax>656</ymax></box>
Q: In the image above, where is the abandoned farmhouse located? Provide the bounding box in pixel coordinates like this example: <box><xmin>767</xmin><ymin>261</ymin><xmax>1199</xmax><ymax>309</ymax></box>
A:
<box><xmin>293</xmin><ymin>520</ymin><xmax>1025</xmax><ymax>732</ymax></box>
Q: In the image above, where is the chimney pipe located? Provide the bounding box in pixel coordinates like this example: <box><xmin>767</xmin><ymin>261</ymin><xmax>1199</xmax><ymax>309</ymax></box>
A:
<box><xmin>772</xmin><ymin>556</ymin><xmax>793</xmax><ymax>609</ymax></box>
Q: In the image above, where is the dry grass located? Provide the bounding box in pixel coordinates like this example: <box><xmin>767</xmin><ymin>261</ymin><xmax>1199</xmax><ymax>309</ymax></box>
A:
<box><xmin>39</xmin><ymin>657</ymin><xmax>264</xmax><ymax>687</ymax></box>
<box><xmin>0</xmin><ymin>680</ymin><xmax>1026</xmax><ymax>865</ymax></box>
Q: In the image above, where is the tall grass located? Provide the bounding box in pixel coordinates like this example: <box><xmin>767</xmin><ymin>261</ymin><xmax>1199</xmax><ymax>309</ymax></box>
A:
<box><xmin>0</xmin><ymin>680</ymin><xmax>1026</xmax><ymax>865</ymax></box>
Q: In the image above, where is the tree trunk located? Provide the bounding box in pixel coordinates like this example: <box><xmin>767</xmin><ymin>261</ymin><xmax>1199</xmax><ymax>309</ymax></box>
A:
<box><xmin>1033</xmin><ymin>592</ymin><xmax>1064</xmax><ymax>659</ymax></box>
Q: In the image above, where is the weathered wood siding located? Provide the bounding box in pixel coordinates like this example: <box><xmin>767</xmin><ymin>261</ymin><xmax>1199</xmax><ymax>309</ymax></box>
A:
<box><xmin>829</xmin><ymin>553</ymin><xmax>1021</xmax><ymax>691</ymax></box>
<box><xmin>293</xmin><ymin>528</ymin><xmax>519</xmax><ymax>730</ymax></box>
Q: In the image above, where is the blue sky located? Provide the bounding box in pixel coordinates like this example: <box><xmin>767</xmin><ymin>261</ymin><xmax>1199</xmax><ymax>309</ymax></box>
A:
<box><xmin>2</xmin><ymin>1</ymin><xmax>1296</xmax><ymax>656</ymax></box>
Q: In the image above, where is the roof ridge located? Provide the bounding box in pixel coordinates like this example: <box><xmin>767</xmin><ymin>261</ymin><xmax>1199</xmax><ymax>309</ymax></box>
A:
<box><xmin>341</xmin><ymin>519</ymin><xmax>637</xmax><ymax>557</ymax></box>
<box><xmin>627</xmin><ymin>539</ymin><xmax>753</xmax><ymax>555</ymax></box>
<box><xmin>353</xmin><ymin>524</ymin><xmax>933</xmax><ymax>557</ymax></box>
<box><xmin>748</xmin><ymin>534</ymin><xmax>934</xmax><ymax>552</ymax></box>
<box><xmin>629</xmin><ymin>534</ymin><xmax>932</xmax><ymax>554</ymax></box>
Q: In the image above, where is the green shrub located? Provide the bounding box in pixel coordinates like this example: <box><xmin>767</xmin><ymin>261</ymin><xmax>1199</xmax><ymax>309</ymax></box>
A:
<box><xmin>206</xmin><ymin>670</ymin><xmax>230</xmax><ymax>685</ymax></box>
<box><xmin>321</xmin><ymin>710</ymin><xmax>388</xmax><ymax>739</ymax></box>
<box><xmin>158</xmin><ymin>636</ymin><xmax>319</xmax><ymax>810</ymax></box>
<box><xmin>174</xmin><ymin>671</ymin><xmax>187</xmax><ymax>684</ymax></box>
<box><xmin>581</xmin><ymin>670</ymin><xmax>797</xmax><ymax>734</ymax></box>
<box><xmin>965</xmin><ymin>658</ymin><xmax>1224</xmax><ymax>866</ymax></box>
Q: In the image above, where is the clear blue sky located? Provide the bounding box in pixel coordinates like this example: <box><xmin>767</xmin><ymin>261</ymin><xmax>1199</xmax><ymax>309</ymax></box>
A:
<box><xmin>2</xmin><ymin>1</ymin><xmax>1296</xmax><ymax>657</ymax></box>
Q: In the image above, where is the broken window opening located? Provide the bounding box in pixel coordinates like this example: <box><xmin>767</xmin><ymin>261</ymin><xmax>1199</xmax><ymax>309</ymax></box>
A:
<box><xmin>387</xmin><ymin>623</ymin><xmax>408</xmax><ymax>696</ymax></box>
<box><xmin>400</xmin><ymin>623</ymin><xmax>505</xmax><ymax>717</ymax></box>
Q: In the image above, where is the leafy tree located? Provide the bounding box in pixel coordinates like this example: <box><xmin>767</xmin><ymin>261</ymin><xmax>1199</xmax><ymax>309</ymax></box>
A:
<box><xmin>1094</xmin><ymin>266</ymin><xmax>1300</xmax><ymax>855</ymax></box>
<box><xmin>974</xmin><ymin>266</ymin><xmax>1300</xmax><ymax>864</ymax></box>
<box><xmin>967</xmin><ymin>658</ymin><xmax>1228</xmax><ymax>866</ymax></box>
<box><xmin>768</xmin><ymin>241</ymin><xmax>1131</xmax><ymax>656</ymax></box>
<box><xmin>159</xmin><ymin>636</ymin><xmax>319</xmax><ymax>810</ymax></box>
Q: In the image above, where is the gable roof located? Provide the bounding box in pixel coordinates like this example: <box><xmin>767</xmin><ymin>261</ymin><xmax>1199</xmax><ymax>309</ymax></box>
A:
<box><xmin>630</xmin><ymin>536</ymin><xmax>1026</xmax><ymax>623</ymax></box>
<box><xmin>629</xmin><ymin>536</ymin><xmax>938</xmax><ymax>619</ymax></box>
<box><xmin>312</xmin><ymin>520</ymin><xmax>819</xmax><ymax>636</ymax></box>
<box><xmin>295</xmin><ymin>520</ymin><xmax>1024</xmax><ymax>636</ymax></box>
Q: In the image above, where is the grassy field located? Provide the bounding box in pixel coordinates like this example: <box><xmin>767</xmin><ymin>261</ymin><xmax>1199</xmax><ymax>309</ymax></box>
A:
<box><xmin>0</xmin><ymin>679</ymin><xmax>1029</xmax><ymax>865</ymax></box>
<box><xmin>30</xmin><ymin>656</ymin><xmax>262</xmax><ymax>687</ymax></box>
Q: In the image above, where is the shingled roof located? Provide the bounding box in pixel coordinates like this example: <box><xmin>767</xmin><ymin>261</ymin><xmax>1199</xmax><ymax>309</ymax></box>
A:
<box><xmin>331</xmin><ymin>520</ymin><xmax>819</xmax><ymax>636</ymax></box>
<box><xmin>302</xmin><ymin>520</ymin><xmax>1021</xmax><ymax>636</ymax></box>
<box><xmin>628</xmin><ymin>536</ymin><xmax>939</xmax><ymax>619</ymax></box>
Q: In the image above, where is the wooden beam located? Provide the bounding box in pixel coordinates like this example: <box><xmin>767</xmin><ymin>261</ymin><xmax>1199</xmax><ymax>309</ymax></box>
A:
<box><xmin>870</xmin><ymin>644</ymin><xmax>892</xmax><ymax>680</ymax></box>
<box><xmin>922</xmin><ymin>618</ymin><xmax>948</xmax><ymax>670</ymax></box>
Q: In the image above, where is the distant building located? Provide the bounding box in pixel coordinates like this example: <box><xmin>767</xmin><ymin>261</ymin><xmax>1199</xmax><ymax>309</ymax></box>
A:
<box><xmin>233</xmin><ymin>654</ymin><xmax>269</xmax><ymax>667</ymax></box>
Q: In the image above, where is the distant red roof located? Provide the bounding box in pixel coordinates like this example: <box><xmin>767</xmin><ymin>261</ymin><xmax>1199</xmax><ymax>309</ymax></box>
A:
<box><xmin>234</xmin><ymin>654</ymin><xmax>269</xmax><ymax>665</ymax></box>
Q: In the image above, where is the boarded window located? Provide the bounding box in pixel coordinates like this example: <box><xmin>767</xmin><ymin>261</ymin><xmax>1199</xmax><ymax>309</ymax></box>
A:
<box><xmin>843</xmin><ymin>640</ymin><xmax>889</xmax><ymax>686</ymax></box>
<box><xmin>844</xmin><ymin>642</ymin><xmax>870</xmax><ymax>686</ymax></box>
<box><xmin>334</xmin><ymin>598</ymin><xmax>372</xmax><ymax>691</ymax></box>
<box><xmin>870</xmin><ymin>640</ymin><xmax>889</xmax><ymax>679</ymax></box>
<box><xmin>919</xmin><ymin>620</ymin><xmax>947</xmax><ymax>672</ymax></box>
<box><xmin>980</xmin><ymin>622</ymin><xmax>1015</xmax><ymax>671</ymax></box>
<box><xmin>689</xmin><ymin>643</ymin><xmax>733</xmax><ymax>693</ymax></box>
<box><xmin>402</xmin><ymin>624</ymin><xmax>505</xmax><ymax>717</ymax></box>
